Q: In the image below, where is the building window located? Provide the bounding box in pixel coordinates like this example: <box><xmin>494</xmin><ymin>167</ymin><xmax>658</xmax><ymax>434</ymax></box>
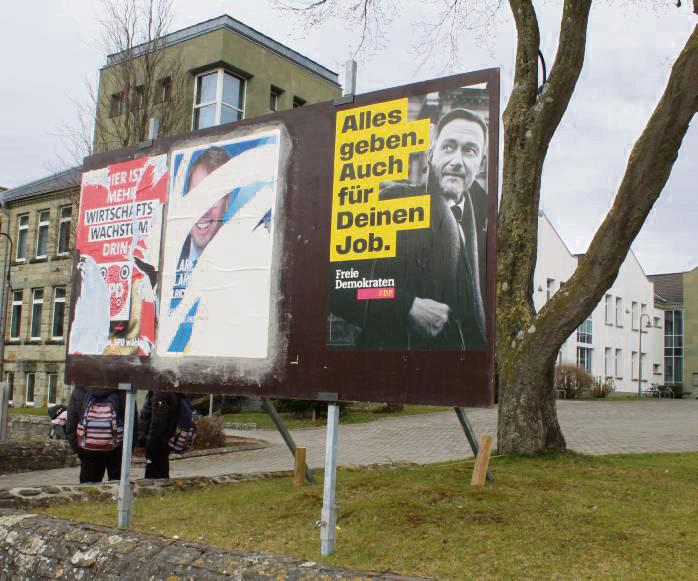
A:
<box><xmin>270</xmin><ymin>86</ymin><xmax>283</xmax><ymax>111</ymax></box>
<box><xmin>632</xmin><ymin>351</ymin><xmax>638</xmax><ymax>380</ymax></box>
<box><xmin>51</xmin><ymin>287</ymin><xmax>66</xmax><ymax>339</ymax></box>
<box><xmin>157</xmin><ymin>77</ymin><xmax>172</xmax><ymax>103</ymax></box>
<box><xmin>615</xmin><ymin>349</ymin><xmax>622</xmax><ymax>379</ymax></box>
<box><xmin>10</xmin><ymin>290</ymin><xmax>22</xmax><ymax>340</ymax></box>
<box><xmin>653</xmin><ymin>363</ymin><xmax>661</xmax><ymax>375</ymax></box>
<box><xmin>631</xmin><ymin>301</ymin><xmax>639</xmax><ymax>330</ymax></box>
<box><xmin>577</xmin><ymin>347</ymin><xmax>592</xmax><ymax>373</ymax></box>
<box><xmin>546</xmin><ymin>279</ymin><xmax>556</xmax><ymax>301</ymax></box>
<box><xmin>664</xmin><ymin>309</ymin><xmax>684</xmax><ymax>383</ymax></box>
<box><xmin>57</xmin><ymin>206</ymin><xmax>72</xmax><ymax>255</ymax></box>
<box><xmin>6</xmin><ymin>372</ymin><xmax>14</xmax><ymax>405</ymax></box>
<box><xmin>292</xmin><ymin>96</ymin><xmax>306</xmax><ymax>108</ymax></box>
<box><xmin>47</xmin><ymin>373</ymin><xmax>58</xmax><ymax>405</ymax></box>
<box><xmin>30</xmin><ymin>288</ymin><xmax>43</xmax><ymax>340</ymax></box>
<box><xmin>604</xmin><ymin>294</ymin><xmax>613</xmax><ymax>324</ymax></box>
<box><xmin>36</xmin><ymin>210</ymin><xmax>50</xmax><ymax>258</ymax></box>
<box><xmin>16</xmin><ymin>214</ymin><xmax>29</xmax><ymax>261</ymax></box>
<box><xmin>133</xmin><ymin>85</ymin><xmax>145</xmax><ymax>110</ymax></box>
<box><xmin>192</xmin><ymin>69</ymin><xmax>245</xmax><ymax>130</ymax></box>
<box><xmin>615</xmin><ymin>297</ymin><xmax>623</xmax><ymax>327</ymax></box>
<box><xmin>653</xmin><ymin>316</ymin><xmax>662</xmax><ymax>328</ymax></box>
<box><xmin>604</xmin><ymin>347</ymin><xmax>613</xmax><ymax>377</ymax></box>
<box><xmin>577</xmin><ymin>315</ymin><xmax>592</xmax><ymax>344</ymax></box>
<box><xmin>25</xmin><ymin>373</ymin><xmax>36</xmax><ymax>406</ymax></box>
<box><xmin>110</xmin><ymin>92</ymin><xmax>124</xmax><ymax>117</ymax></box>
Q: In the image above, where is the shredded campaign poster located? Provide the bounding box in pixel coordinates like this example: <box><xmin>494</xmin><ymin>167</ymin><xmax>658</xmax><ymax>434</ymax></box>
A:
<box><xmin>327</xmin><ymin>87</ymin><xmax>491</xmax><ymax>352</ymax></box>
<box><xmin>156</xmin><ymin>129</ymin><xmax>282</xmax><ymax>359</ymax></box>
<box><xmin>68</xmin><ymin>155</ymin><xmax>168</xmax><ymax>356</ymax></box>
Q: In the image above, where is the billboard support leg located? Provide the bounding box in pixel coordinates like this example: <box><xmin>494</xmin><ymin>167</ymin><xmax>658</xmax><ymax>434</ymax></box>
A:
<box><xmin>454</xmin><ymin>407</ymin><xmax>493</xmax><ymax>482</ymax></box>
<box><xmin>117</xmin><ymin>383</ymin><xmax>136</xmax><ymax>529</ymax></box>
<box><xmin>320</xmin><ymin>402</ymin><xmax>339</xmax><ymax>556</ymax></box>
<box><xmin>261</xmin><ymin>397</ymin><xmax>314</xmax><ymax>483</ymax></box>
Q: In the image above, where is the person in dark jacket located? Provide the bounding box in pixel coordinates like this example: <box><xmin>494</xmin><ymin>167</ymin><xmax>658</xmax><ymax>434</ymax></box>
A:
<box><xmin>65</xmin><ymin>385</ymin><xmax>137</xmax><ymax>484</ymax></box>
<box><xmin>137</xmin><ymin>391</ymin><xmax>180</xmax><ymax>479</ymax></box>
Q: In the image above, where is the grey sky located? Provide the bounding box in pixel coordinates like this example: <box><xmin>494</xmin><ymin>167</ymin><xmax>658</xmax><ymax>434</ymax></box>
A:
<box><xmin>0</xmin><ymin>0</ymin><xmax>694</xmax><ymax>274</ymax></box>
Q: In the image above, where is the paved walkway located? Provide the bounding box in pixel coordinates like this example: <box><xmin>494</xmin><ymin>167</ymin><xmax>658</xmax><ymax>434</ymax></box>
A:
<box><xmin>1</xmin><ymin>400</ymin><xmax>696</xmax><ymax>489</ymax></box>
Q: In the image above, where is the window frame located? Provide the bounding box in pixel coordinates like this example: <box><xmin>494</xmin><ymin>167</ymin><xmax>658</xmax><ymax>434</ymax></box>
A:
<box><xmin>30</xmin><ymin>288</ymin><xmax>44</xmax><ymax>340</ymax></box>
<box><xmin>6</xmin><ymin>372</ymin><xmax>14</xmax><ymax>405</ymax></box>
<box><xmin>57</xmin><ymin>205</ymin><xmax>72</xmax><ymax>255</ymax></box>
<box><xmin>35</xmin><ymin>209</ymin><xmax>50</xmax><ymax>259</ymax></box>
<box><xmin>615</xmin><ymin>348</ymin><xmax>623</xmax><ymax>379</ymax></box>
<box><xmin>604</xmin><ymin>294</ymin><xmax>613</xmax><ymax>325</ymax></box>
<box><xmin>110</xmin><ymin>92</ymin><xmax>124</xmax><ymax>118</ymax></box>
<box><xmin>16</xmin><ymin>214</ymin><xmax>29</xmax><ymax>261</ymax></box>
<box><xmin>10</xmin><ymin>290</ymin><xmax>23</xmax><ymax>340</ymax></box>
<box><xmin>546</xmin><ymin>278</ymin><xmax>555</xmax><ymax>301</ymax></box>
<box><xmin>604</xmin><ymin>347</ymin><xmax>613</xmax><ymax>378</ymax></box>
<box><xmin>157</xmin><ymin>77</ymin><xmax>172</xmax><ymax>104</ymax></box>
<box><xmin>25</xmin><ymin>373</ymin><xmax>36</xmax><ymax>406</ymax></box>
<box><xmin>47</xmin><ymin>373</ymin><xmax>58</xmax><ymax>406</ymax></box>
<box><xmin>615</xmin><ymin>297</ymin><xmax>623</xmax><ymax>327</ymax></box>
<box><xmin>576</xmin><ymin>315</ymin><xmax>593</xmax><ymax>344</ymax></box>
<box><xmin>269</xmin><ymin>85</ymin><xmax>283</xmax><ymax>111</ymax></box>
<box><xmin>292</xmin><ymin>96</ymin><xmax>306</xmax><ymax>108</ymax></box>
<box><xmin>576</xmin><ymin>346</ymin><xmax>592</xmax><ymax>373</ymax></box>
<box><xmin>192</xmin><ymin>68</ymin><xmax>246</xmax><ymax>130</ymax></box>
<box><xmin>51</xmin><ymin>286</ymin><xmax>67</xmax><ymax>340</ymax></box>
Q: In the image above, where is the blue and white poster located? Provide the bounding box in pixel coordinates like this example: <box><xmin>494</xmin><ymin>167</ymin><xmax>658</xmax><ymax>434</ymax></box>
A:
<box><xmin>157</xmin><ymin>129</ymin><xmax>281</xmax><ymax>358</ymax></box>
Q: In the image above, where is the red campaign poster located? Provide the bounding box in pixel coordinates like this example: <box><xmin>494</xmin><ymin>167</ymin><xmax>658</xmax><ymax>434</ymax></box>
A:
<box><xmin>69</xmin><ymin>155</ymin><xmax>168</xmax><ymax>356</ymax></box>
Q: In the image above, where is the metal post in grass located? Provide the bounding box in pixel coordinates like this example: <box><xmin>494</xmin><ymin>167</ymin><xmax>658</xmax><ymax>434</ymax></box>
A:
<box><xmin>117</xmin><ymin>383</ymin><xmax>136</xmax><ymax>529</ymax></box>
<box><xmin>320</xmin><ymin>402</ymin><xmax>340</xmax><ymax>556</ymax></box>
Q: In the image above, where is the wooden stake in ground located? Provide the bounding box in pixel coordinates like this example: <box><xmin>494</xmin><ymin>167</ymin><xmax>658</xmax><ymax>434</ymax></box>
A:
<box><xmin>293</xmin><ymin>447</ymin><xmax>306</xmax><ymax>486</ymax></box>
<box><xmin>471</xmin><ymin>435</ymin><xmax>494</xmax><ymax>486</ymax></box>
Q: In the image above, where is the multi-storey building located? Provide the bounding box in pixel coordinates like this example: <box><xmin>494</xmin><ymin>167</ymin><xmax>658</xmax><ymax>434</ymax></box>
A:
<box><xmin>534</xmin><ymin>212</ymin><xmax>668</xmax><ymax>394</ymax></box>
<box><xmin>649</xmin><ymin>268</ymin><xmax>698</xmax><ymax>397</ymax></box>
<box><xmin>1</xmin><ymin>168</ymin><xmax>80</xmax><ymax>406</ymax></box>
<box><xmin>0</xmin><ymin>14</ymin><xmax>340</xmax><ymax>407</ymax></box>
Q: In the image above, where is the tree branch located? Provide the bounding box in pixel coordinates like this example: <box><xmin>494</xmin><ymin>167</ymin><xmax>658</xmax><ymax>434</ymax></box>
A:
<box><xmin>533</xmin><ymin>0</ymin><xmax>592</xmax><ymax>147</ymax></box>
<box><xmin>530</xmin><ymin>24</ymin><xmax>698</xmax><ymax>358</ymax></box>
<box><xmin>506</xmin><ymin>0</ymin><xmax>540</xmax><ymax>114</ymax></box>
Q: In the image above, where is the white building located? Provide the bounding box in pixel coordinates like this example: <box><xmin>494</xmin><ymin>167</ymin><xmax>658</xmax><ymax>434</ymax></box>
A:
<box><xmin>534</xmin><ymin>212</ymin><xmax>664</xmax><ymax>393</ymax></box>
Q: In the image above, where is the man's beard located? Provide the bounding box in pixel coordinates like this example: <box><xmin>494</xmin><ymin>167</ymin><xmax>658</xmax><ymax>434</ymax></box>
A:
<box><xmin>439</xmin><ymin>176</ymin><xmax>466</xmax><ymax>203</ymax></box>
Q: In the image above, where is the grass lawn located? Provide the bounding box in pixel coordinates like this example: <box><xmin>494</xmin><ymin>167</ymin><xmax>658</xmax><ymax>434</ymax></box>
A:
<box><xmin>43</xmin><ymin>452</ymin><xmax>698</xmax><ymax>579</ymax></box>
<box><xmin>223</xmin><ymin>404</ymin><xmax>450</xmax><ymax>429</ymax></box>
<box><xmin>8</xmin><ymin>406</ymin><xmax>48</xmax><ymax>416</ymax></box>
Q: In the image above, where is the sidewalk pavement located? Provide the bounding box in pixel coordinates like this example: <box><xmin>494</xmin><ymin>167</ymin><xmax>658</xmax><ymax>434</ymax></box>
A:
<box><xmin>1</xmin><ymin>400</ymin><xmax>696</xmax><ymax>489</ymax></box>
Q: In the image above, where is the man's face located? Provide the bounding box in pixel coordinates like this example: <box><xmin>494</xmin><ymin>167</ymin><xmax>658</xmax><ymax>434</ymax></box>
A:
<box><xmin>430</xmin><ymin>118</ymin><xmax>485</xmax><ymax>204</ymax></box>
<box><xmin>188</xmin><ymin>163</ymin><xmax>227</xmax><ymax>250</ymax></box>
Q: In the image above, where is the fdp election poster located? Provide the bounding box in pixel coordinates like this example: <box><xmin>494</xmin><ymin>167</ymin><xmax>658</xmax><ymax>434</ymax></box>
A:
<box><xmin>327</xmin><ymin>86</ymin><xmax>490</xmax><ymax>352</ymax></box>
<box><xmin>68</xmin><ymin>155</ymin><xmax>168</xmax><ymax>356</ymax></box>
<box><xmin>156</xmin><ymin>130</ymin><xmax>282</xmax><ymax>358</ymax></box>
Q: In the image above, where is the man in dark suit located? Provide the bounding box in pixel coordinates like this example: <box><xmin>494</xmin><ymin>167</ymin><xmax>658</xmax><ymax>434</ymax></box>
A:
<box><xmin>353</xmin><ymin>108</ymin><xmax>488</xmax><ymax>351</ymax></box>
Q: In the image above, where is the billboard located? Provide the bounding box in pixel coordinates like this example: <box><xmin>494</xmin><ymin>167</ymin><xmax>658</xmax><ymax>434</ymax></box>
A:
<box><xmin>67</xmin><ymin>68</ymin><xmax>499</xmax><ymax>407</ymax></box>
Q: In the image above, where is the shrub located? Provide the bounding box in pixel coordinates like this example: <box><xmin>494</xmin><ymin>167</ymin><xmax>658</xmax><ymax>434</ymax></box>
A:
<box><xmin>590</xmin><ymin>376</ymin><xmax>615</xmax><ymax>398</ymax></box>
<box><xmin>193</xmin><ymin>415</ymin><xmax>226</xmax><ymax>450</ymax></box>
<box><xmin>554</xmin><ymin>364</ymin><xmax>593</xmax><ymax>399</ymax></box>
<box><xmin>657</xmin><ymin>383</ymin><xmax>684</xmax><ymax>399</ymax></box>
<box><xmin>272</xmin><ymin>399</ymin><xmax>348</xmax><ymax>420</ymax></box>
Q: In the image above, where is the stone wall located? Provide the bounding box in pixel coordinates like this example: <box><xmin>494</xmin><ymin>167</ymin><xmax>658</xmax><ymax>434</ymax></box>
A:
<box><xmin>8</xmin><ymin>414</ymin><xmax>52</xmax><ymax>442</ymax></box>
<box><xmin>0</xmin><ymin>441</ymin><xmax>78</xmax><ymax>475</ymax></box>
<box><xmin>0</xmin><ymin>510</ymin><xmax>425</xmax><ymax>580</ymax></box>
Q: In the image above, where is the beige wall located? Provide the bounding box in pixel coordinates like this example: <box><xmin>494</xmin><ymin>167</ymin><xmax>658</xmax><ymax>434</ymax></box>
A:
<box><xmin>2</xmin><ymin>190</ymin><xmax>77</xmax><ymax>407</ymax></box>
<box><xmin>95</xmin><ymin>27</ymin><xmax>340</xmax><ymax>152</ymax></box>
<box><xmin>684</xmin><ymin>267</ymin><xmax>698</xmax><ymax>396</ymax></box>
